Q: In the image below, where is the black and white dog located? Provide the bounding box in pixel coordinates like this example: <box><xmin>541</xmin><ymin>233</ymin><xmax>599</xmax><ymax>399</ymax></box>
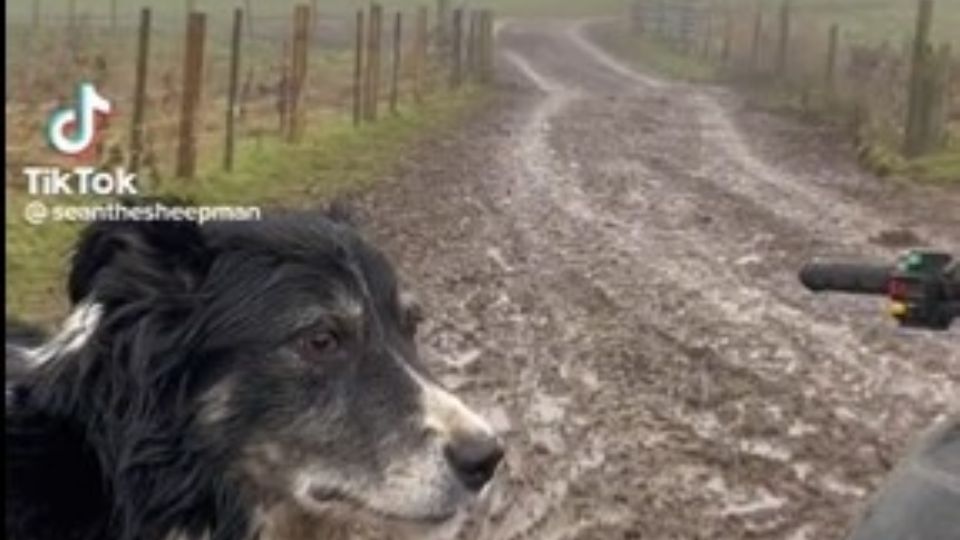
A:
<box><xmin>5</xmin><ymin>210</ymin><xmax>503</xmax><ymax>540</ymax></box>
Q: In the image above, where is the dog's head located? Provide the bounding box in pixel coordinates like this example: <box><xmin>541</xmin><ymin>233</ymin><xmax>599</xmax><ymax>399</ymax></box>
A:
<box><xmin>60</xmin><ymin>208</ymin><xmax>503</xmax><ymax>528</ymax></box>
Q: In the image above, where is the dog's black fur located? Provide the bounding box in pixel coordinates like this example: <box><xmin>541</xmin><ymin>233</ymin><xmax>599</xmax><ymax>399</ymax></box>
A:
<box><xmin>6</xmin><ymin>208</ymin><xmax>502</xmax><ymax>540</ymax></box>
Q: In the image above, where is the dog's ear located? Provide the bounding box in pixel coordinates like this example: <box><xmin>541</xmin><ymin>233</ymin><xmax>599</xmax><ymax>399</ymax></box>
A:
<box><xmin>68</xmin><ymin>201</ymin><xmax>212</xmax><ymax>304</ymax></box>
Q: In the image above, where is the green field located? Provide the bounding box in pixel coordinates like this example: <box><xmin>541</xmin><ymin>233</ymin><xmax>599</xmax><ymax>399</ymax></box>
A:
<box><xmin>732</xmin><ymin>0</ymin><xmax>959</xmax><ymax>48</ymax></box>
<box><xmin>792</xmin><ymin>0</ymin><xmax>959</xmax><ymax>47</ymax></box>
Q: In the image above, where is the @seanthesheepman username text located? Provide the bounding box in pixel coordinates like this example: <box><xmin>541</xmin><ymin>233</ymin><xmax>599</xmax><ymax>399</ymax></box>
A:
<box><xmin>23</xmin><ymin>200</ymin><xmax>263</xmax><ymax>226</ymax></box>
<box><xmin>22</xmin><ymin>167</ymin><xmax>262</xmax><ymax>226</ymax></box>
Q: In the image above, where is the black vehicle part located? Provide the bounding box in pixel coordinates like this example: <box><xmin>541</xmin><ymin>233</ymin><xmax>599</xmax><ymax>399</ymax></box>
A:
<box><xmin>800</xmin><ymin>251</ymin><xmax>957</xmax><ymax>330</ymax></box>
<box><xmin>847</xmin><ymin>415</ymin><xmax>960</xmax><ymax>540</ymax></box>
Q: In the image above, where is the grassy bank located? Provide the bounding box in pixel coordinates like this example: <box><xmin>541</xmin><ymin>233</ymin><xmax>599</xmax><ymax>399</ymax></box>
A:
<box><xmin>5</xmin><ymin>88</ymin><xmax>490</xmax><ymax>325</ymax></box>
<box><xmin>589</xmin><ymin>21</ymin><xmax>959</xmax><ymax>185</ymax></box>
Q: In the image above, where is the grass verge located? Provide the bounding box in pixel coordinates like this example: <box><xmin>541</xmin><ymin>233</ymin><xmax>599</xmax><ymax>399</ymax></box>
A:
<box><xmin>897</xmin><ymin>144</ymin><xmax>960</xmax><ymax>183</ymax></box>
<box><xmin>5</xmin><ymin>88</ymin><xmax>490</xmax><ymax>326</ymax></box>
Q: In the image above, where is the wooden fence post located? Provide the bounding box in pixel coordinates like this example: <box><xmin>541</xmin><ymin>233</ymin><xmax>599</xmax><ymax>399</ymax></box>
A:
<box><xmin>489</xmin><ymin>11</ymin><xmax>497</xmax><ymax>80</ymax></box>
<box><xmin>437</xmin><ymin>0</ymin><xmax>450</xmax><ymax>57</ymax></box>
<box><xmin>925</xmin><ymin>44</ymin><xmax>952</xmax><ymax>152</ymax></box>
<box><xmin>904</xmin><ymin>0</ymin><xmax>934</xmax><ymax>157</ymax></box>
<box><xmin>678</xmin><ymin>1</ymin><xmax>687</xmax><ymax>46</ymax></box>
<box><xmin>476</xmin><ymin>11</ymin><xmax>486</xmax><ymax>79</ymax></box>
<box><xmin>390</xmin><ymin>11</ymin><xmax>402</xmax><ymax>114</ymax></box>
<box><xmin>481</xmin><ymin>12</ymin><xmax>490</xmax><ymax>78</ymax></box>
<box><xmin>679</xmin><ymin>0</ymin><xmax>693</xmax><ymax>52</ymax></box>
<box><xmin>777</xmin><ymin>0</ymin><xmax>790</xmax><ymax>76</ymax></box>
<box><xmin>475</xmin><ymin>11</ymin><xmax>484</xmax><ymax>81</ymax></box>
<box><xmin>365</xmin><ymin>3</ymin><xmax>383</xmax><ymax>122</ymax></box>
<box><xmin>278</xmin><ymin>40</ymin><xmax>290</xmax><ymax>133</ymax></box>
<box><xmin>825</xmin><ymin>23</ymin><xmax>839</xmax><ymax>93</ymax></box>
<box><xmin>701</xmin><ymin>6</ymin><xmax>713</xmax><ymax>60</ymax></box>
<box><xmin>414</xmin><ymin>6</ymin><xmax>428</xmax><ymax>102</ymax></box>
<box><xmin>631</xmin><ymin>0</ymin><xmax>644</xmax><ymax>35</ymax></box>
<box><xmin>129</xmin><ymin>7</ymin><xmax>151</xmax><ymax>174</ymax></box>
<box><xmin>913</xmin><ymin>44</ymin><xmax>936</xmax><ymax>155</ymax></box>
<box><xmin>354</xmin><ymin>9</ymin><xmax>365</xmax><ymax>125</ymax></box>
<box><xmin>655</xmin><ymin>0</ymin><xmax>665</xmax><ymax>38</ymax></box>
<box><xmin>485</xmin><ymin>11</ymin><xmax>495</xmax><ymax>79</ymax></box>
<box><xmin>450</xmin><ymin>8</ymin><xmax>463</xmax><ymax>89</ymax></box>
<box><xmin>751</xmin><ymin>4</ymin><xmax>763</xmax><ymax>71</ymax></box>
<box><xmin>176</xmin><ymin>12</ymin><xmax>206</xmax><ymax>179</ymax></box>
<box><xmin>288</xmin><ymin>4</ymin><xmax>310</xmax><ymax>142</ymax></box>
<box><xmin>466</xmin><ymin>11</ymin><xmax>478</xmax><ymax>81</ymax></box>
<box><xmin>722</xmin><ymin>12</ymin><xmax>732</xmax><ymax>63</ymax></box>
<box><xmin>479</xmin><ymin>10</ymin><xmax>493</xmax><ymax>84</ymax></box>
<box><xmin>224</xmin><ymin>8</ymin><xmax>243</xmax><ymax>171</ymax></box>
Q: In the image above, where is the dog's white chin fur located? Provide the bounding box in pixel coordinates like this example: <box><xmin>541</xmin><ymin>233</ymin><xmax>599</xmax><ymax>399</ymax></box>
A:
<box><xmin>265</xmin><ymin>492</ymin><xmax>470</xmax><ymax>540</ymax></box>
<box><xmin>293</xmin><ymin>483</ymin><xmax>463</xmax><ymax>526</ymax></box>
<box><xmin>288</xmin><ymin>446</ymin><xmax>475</xmax><ymax>528</ymax></box>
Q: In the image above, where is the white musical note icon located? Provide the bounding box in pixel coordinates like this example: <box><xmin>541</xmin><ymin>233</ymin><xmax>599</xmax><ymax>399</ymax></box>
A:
<box><xmin>46</xmin><ymin>83</ymin><xmax>112</xmax><ymax>156</ymax></box>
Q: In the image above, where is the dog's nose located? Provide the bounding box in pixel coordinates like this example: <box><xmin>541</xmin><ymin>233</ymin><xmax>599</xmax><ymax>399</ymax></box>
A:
<box><xmin>444</xmin><ymin>434</ymin><xmax>504</xmax><ymax>492</ymax></box>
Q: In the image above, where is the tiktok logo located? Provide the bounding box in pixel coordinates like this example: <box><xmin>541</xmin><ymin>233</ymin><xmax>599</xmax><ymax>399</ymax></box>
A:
<box><xmin>45</xmin><ymin>82</ymin><xmax>112</xmax><ymax>156</ymax></box>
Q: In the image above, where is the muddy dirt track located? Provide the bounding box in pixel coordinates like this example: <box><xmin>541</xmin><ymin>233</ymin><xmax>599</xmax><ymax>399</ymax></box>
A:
<box><xmin>355</xmin><ymin>20</ymin><xmax>960</xmax><ymax>540</ymax></box>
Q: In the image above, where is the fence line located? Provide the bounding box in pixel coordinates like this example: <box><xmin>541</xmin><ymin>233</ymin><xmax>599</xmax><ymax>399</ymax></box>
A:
<box><xmin>629</xmin><ymin>0</ymin><xmax>956</xmax><ymax>160</ymax></box>
<box><xmin>5</xmin><ymin>4</ymin><xmax>499</xmax><ymax>182</ymax></box>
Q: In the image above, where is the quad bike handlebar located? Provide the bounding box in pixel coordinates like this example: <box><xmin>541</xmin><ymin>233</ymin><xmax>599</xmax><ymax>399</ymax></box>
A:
<box><xmin>799</xmin><ymin>250</ymin><xmax>959</xmax><ymax>330</ymax></box>
<box><xmin>799</xmin><ymin>262</ymin><xmax>893</xmax><ymax>295</ymax></box>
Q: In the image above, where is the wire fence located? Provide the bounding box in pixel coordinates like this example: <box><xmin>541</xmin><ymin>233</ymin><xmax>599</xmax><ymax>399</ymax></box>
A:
<box><xmin>629</xmin><ymin>0</ymin><xmax>958</xmax><ymax>159</ymax></box>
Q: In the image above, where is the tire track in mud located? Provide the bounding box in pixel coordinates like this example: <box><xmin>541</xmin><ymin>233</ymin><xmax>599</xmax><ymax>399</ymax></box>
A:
<box><xmin>357</xmin><ymin>19</ymin><xmax>960</xmax><ymax>540</ymax></box>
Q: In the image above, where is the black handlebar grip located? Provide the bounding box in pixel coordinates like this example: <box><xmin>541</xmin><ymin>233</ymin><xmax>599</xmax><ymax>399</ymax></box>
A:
<box><xmin>799</xmin><ymin>263</ymin><xmax>893</xmax><ymax>295</ymax></box>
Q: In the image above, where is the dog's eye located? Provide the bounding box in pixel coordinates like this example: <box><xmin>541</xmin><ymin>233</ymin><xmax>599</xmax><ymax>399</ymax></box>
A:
<box><xmin>299</xmin><ymin>331</ymin><xmax>340</xmax><ymax>356</ymax></box>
